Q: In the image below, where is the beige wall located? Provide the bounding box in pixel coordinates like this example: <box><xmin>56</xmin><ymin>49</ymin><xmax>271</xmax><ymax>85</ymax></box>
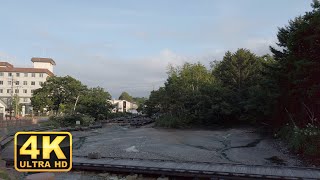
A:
<box><xmin>0</xmin><ymin>72</ymin><xmax>49</xmax><ymax>104</ymax></box>
<box><xmin>108</xmin><ymin>100</ymin><xmax>138</xmax><ymax>113</ymax></box>
<box><xmin>0</xmin><ymin>99</ymin><xmax>6</xmax><ymax>120</ymax></box>
<box><xmin>33</xmin><ymin>62</ymin><xmax>54</xmax><ymax>73</ymax></box>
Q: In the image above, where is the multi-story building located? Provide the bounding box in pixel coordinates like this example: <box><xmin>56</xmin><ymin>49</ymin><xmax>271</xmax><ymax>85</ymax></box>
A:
<box><xmin>0</xmin><ymin>57</ymin><xmax>55</xmax><ymax>120</ymax></box>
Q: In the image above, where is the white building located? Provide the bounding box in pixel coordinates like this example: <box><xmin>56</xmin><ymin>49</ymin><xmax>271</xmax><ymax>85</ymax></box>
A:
<box><xmin>108</xmin><ymin>99</ymin><xmax>138</xmax><ymax>113</ymax></box>
<box><xmin>0</xmin><ymin>57</ymin><xmax>55</xmax><ymax>120</ymax></box>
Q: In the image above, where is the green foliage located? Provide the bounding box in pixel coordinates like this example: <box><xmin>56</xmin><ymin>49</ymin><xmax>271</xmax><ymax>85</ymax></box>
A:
<box><xmin>270</xmin><ymin>1</ymin><xmax>320</xmax><ymax>127</ymax></box>
<box><xmin>278</xmin><ymin>123</ymin><xmax>320</xmax><ymax>155</ymax></box>
<box><xmin>146</xmin><ymin>51</ymin><xmax>270</xmax><ymax>127</ymax></box>
<box><xmin>47</xmin><ymin>114</ymin><xmax>95</xmax><ymax>128</ymax></box>
<box><xmin>146</xmin><ymin>62</ymin><xmax>214</xmax><ymax>126</ymax></box>
<box><xmin>119</xmin><ymin>92</ymin><xmax>134</xmax><ymax>102</ymax></box>
<box><xmin>155</xmin><ymin>115</ymin><xmax>192</xmax><ymax>128</ymax></box>
<box><xmin>213</xmin><ymin>49</ymin><xmax>266</xmax><ymax>123</ymax></box>
<box><xmin>12</xmin><ymin>94</ymin><xmax>22</xmax><ymax>116</ymax></box>
<box><xmin>133</xmin><ymin>97</ymin><xmax>147</xmax><ymax>113</ymax></box>
<box><xmin>31</xmin><ymin>76</ymin><xmax>87</xmax><ymax>114</ymax></box>
<box><xmin>133</xmin><ymin>97</ymin><xmax>147</xmax><ymax>106</ymax></box>
<box><xmin>31</xmin><ymin>76</ymin><xmax>113</xmax><ymax>120</ymax></box>
<box><xmin>145</xmin><ymin>2</ymin><xmax>320</xmax><ymax>132</ymax></box>
<box><xmin>77</xmin><ymin>87</ymin><xmax>112</xmax><ymax>120</ymax></box>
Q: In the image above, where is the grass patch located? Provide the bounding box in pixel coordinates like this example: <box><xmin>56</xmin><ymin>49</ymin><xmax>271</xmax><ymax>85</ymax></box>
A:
<box><xmin>0</xmin><ymin>169</ymin><xmax>11</xmax><ymax>180</ymax></box>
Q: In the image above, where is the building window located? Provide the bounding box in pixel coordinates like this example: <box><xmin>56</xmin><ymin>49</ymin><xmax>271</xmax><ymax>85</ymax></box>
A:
<box><xmin>31</xmin><ymin>73</ymin><xmax>35</xmax><ymax>77</ymax></box>
<box><xmin>23</xmin><ymin>81</ymin><xmax>27</xmax><ymax>85</ymax></box>
<box><xmin>16</xmin><ymin>73</ymin><xmax>20</xmax><ymax>77</ymax></box>
<box><xmin>0</xmin><ymin>81</ymin><xmax>3</xmax><ymax>85</ymax></box>
<box><xmin>24</xmin><ymin>73</ymin><xmax>28</xmax><ymax>77</ymax></box>
<box><xmin>7</xmin><ymin>89</ymin><xmax>11</xmax><ymax>93</ymax></box>
<box><xmin>39</xmin><ymin>73</ymin><xmax>44</xmax><ymax>77</ymax></box>
<box><xmin>8</xmin><ymin>81</ymin><xmax>11</xmax><ymax>85</ymax></box>
<box><xmin>16</xmin><ymin>81</ymin><xmax>19</xmax><ymax>85</ymax></box>
<box><xmin>31</xmin><ymin>81</ymin><xmax>35</xmax><ymax>85</ymax></box>
<box><xmin>23</xmin><ymin>98</ymin><xmax>28</xmax><ymax>102</ymax></box>
<box><xmin>23</xmin><ymin>89</ymin><xmax>27</xmax><ymax>93</ymax></box>
<box><xmin>31</xmin><ymin>90</ymin><xmax>34</xmax><ymax>94</ymax></box>
<box><xmin>0</xmin><ymin>89</ymin><xmax>3</xmax><ymax>93</ymax></box>
<box><xmin>15</xmin><ymin>89</ymin><xmax>19</xmax><ymax>93</ymax></box>
<box><xmin>0</xmin><ymin>72</ymin><xmax>3</xmax><ymax>76</ymax></box>
<box><xmin>8</xmin><ymin>73</ymin><xmax>12</xmax><ymax>76</ymax></box>
<box><xmin>39</xmin><ymin>81</ymin><xmax>43</xmax><ymax>86</ymax></box>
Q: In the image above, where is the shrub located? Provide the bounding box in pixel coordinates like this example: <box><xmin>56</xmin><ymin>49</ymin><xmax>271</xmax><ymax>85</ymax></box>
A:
<box><xmin>278</xmin><ymin>123</ymin><xmax>320</xmax><ymax>156</ymax></box>
<box><xmin>155</xmin><ymin>115</ymin><xmax>192</xmax><ymax>128</ymax></box>
<box><xmin>46</xmin><ymin>113</ymin><xmax>95</xmax><ymax>128</ymax></box>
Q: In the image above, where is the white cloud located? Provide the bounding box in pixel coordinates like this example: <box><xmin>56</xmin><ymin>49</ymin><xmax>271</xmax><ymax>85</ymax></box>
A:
<box><xmin>243</xmin><ymin>37</ymin><xmax>277</xmax><ymax>55</ymax></box>
<box><xmin>55</xmin><ymin>48</ymin><xmax>190</xmax><ymax>98</ymax></box>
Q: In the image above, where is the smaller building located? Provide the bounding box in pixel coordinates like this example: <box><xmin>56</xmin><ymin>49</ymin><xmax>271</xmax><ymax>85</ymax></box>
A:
<box><xmin>108</xmin><ymin>99</ymin><xmax>138</xmax><ymax>113</ymax></box>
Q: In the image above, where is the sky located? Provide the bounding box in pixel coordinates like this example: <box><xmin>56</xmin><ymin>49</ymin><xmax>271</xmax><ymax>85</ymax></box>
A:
<box><xmin>0</xmin><ymin>0</ymin><xmax>314</xmax><ymax>98</ymax></box>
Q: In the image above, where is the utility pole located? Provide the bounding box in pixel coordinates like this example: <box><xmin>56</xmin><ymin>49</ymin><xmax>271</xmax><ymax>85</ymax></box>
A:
<box><xmin>9</xmin><ymin>75</ymin><xmax>14</xmax><ymax>120</ymax></box>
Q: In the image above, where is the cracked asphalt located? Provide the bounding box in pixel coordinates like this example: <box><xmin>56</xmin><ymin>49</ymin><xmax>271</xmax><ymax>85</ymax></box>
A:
<box><xmin>70</xmin><ymin>125</ymin><xmax>302</xmax><ymax>166</ymax></box>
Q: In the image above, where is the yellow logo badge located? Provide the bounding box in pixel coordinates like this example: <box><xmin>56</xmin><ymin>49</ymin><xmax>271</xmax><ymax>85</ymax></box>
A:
<box><xmin>14</xmin><ymin>132</ymin><xmax>72</xmax><ymax>172</ymax></box>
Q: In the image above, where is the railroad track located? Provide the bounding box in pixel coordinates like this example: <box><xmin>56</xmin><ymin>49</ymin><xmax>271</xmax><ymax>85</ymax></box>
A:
<box><xmin>4</xmin><ymin>156</ymin><xmax>320</xmax><ymax>179</ymax></box>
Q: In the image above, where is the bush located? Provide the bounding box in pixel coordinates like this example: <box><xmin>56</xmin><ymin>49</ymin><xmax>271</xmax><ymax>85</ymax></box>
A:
<box><xmin>46</xmin><ymin>113</ymin><xmax>95</xmax><ymax>128</ymax></box>
<box><xmin>155</xmin><ymin>115</ymin><xmax>192</xmax><ymax>128</ymax></box>
<box><xmin>277</xmin><ymin>123</ymin><xmax>320</xmax><ymax>156</ymax></box>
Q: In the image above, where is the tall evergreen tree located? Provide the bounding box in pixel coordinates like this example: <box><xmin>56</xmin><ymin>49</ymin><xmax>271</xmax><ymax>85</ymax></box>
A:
<box><xmin>270</xmin><ymin>0</ymin><xmax>320</xmax><ymax>127</ymax></box>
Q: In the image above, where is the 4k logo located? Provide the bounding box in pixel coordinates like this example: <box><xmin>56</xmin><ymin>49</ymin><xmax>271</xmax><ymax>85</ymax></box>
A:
<box><xmin>14</xmin><ymin>132</ymin><xmax>72</xmax><ymax>172</ymax></box>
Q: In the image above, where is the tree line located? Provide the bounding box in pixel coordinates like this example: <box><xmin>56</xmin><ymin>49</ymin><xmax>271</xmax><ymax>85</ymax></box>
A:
<box><xmin>144</xmin><ymin>1</ymin><xmax>320</xmax><ymax>130</ymax></box>
<box><xmin>31</xmin><ymin>76</ymin><xmax>113</xmax><ymax>120</ymax></box>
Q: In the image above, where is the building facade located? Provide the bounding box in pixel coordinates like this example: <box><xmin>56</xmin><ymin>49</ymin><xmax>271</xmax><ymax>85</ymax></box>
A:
<box><xmin>108</xmin><ymin>99</ymin><xmax>138</xmax><ymax>113</ymax></box>
<box><xmin>0</xmin><ymin>58</ymin><xmax>55</xmax><ymax>120</ymax></box>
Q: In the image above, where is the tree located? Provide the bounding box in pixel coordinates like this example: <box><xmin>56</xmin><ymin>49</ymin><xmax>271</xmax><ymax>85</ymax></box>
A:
<box><xmin>270</xmin><ymin>0</ymin><xmax>320</xmax><ymax>127</ymax></box>
<box><xmin>118</xmin><ymin>92</ymin><xmax>133</xmax><ymax>102</ymax></box>
<box><xmin>133</xmin><ymin>97</ymin><xmax>147</xmax><ymax>113</ymax></box>
<box><xmin>12</xmin><ymin>94</ymin><xmax>22</xmax><ymax>116</ymax></box>
<box><xmin>31</xmin><ymin>76</ymin><xmax>87</xmax><ymax>114</ymax></box>
<box><xmin>77</xmin><ymin>87</ymin><xmax>112</xmax><ymax>120</ymax></box>
<box><xmin>145</xmin><ymin>62</ymin><xmax>213</xmax><ymax>125</ymax></box>
<box><xmin>212</xmin><ymin>49</ymin><xmax>264</xmax><ymax>122</ymax></box>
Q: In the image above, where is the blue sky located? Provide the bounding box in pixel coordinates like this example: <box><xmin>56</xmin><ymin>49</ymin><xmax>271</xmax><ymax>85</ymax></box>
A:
<box><xmin>0</xmin><ymin>0</ymin><xmax>314</xmax><ymax>98</ymax></box>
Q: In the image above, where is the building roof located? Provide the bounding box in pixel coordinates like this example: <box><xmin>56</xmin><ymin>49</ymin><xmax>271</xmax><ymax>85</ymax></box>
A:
<box><xmin>31</xmin><ymin>57</ymin><xmax>56</xmax><ymax>65</ymax></box>
<box><xmin>0</xmin><ymin>62</ymin><xmax>14</xmax><ymax>68</ymax></box>
<box><xmin>0</xmin><ymin>67</ymin><xmax>54</xmax><ymax>76</ymax></box>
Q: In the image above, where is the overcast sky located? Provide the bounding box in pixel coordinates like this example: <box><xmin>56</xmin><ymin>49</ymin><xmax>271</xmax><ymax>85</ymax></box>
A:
<box><xmin>0</xmin><ymin>0</ymin><xmax>314</xmax><ymax>98</ymax></box>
